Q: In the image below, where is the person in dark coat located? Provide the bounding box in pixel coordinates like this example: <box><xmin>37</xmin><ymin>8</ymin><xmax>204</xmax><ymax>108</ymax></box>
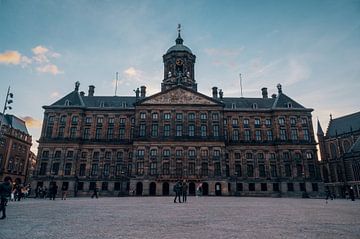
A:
<box><xmin>349</xmin><ymin>187</ymin><xmax>355</xmax><ymax>201</ymax></box>
<box><xmin>173</xmin><ymin>181</ymin><xmax>182</xmax><ymax>203</ymax></box>
<box><xmin>182</xmin><ymin>180</ymin><xmax>188</xmax><ymax>203</ymax></box>
<box><xmin>91</xmin><ymin>187</ymin><xmax>98</xmax><ymax>199</ymax></box>
<box><xmin>50</xmin><ymin>182</ymin><xmax>58</xmax><ymax>200</ymax></box>
<box><xmin>0</xmin><ymin>176</ymin><xmax>13</xmax><ymax>219</ymax></box>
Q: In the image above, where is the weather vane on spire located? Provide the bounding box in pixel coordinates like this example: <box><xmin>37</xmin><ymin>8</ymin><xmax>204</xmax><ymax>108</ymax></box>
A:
<box><xmin>178</xmin><ymin>24</ymin><xmax>181</xmax><ymax>35</ymax></box>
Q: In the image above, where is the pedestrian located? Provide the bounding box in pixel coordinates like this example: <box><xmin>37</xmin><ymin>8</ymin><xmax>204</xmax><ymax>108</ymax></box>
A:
<box><xmin>61</xmin><ymin>184</ymin><xmax>68</xmax><ymax>200</ymax></box>
<box><xmin>50</xmin><ymin>182</ymin><xmax>58</xmax><ymax>200</ymax></box>
<box><xmin>349</xmin><ymin>187</ymin><xmax>355</xmax><ymax>201</ymax></box>
<box><xmin>173</xmin><ymin>181</ymin><xmax>182</xmax><ymax>203</ymax></box>
<box><xmin>35</xmin><ymin>185</ymin><xmax>39</xmax><ymax>198</ymax></box>
<box><xmin>91</xmin><ymin>186</ymin><xmax>98</xmax><ymax>199</ymax></box>
<box><xmin>182</xmin><ymin>180</ymin><xmax>188</xmax><ymax>203</ymax></box>
<box><xmin>0</xmin><ymin>176</ymin><xmax>13</xmax><ymax>220</ymax></box>
<box><xmin>196</xmin><ymin>183</ymin><xmax>203</xmax><ymax>197</ymax></box>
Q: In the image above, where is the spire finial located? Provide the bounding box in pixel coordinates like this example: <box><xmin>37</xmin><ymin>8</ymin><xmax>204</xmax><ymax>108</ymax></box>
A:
<box><xmin>176</xmin><ymin>24</ymin><xmax>183</xmax><ymax>45</ymax></box>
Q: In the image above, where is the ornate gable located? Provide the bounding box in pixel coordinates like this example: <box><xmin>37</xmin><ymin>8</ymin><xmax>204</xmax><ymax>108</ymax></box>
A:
<box><xmin>140</xmin><ymin>87</ymin><xmax>219</xmax><ymax>105</ymax></box>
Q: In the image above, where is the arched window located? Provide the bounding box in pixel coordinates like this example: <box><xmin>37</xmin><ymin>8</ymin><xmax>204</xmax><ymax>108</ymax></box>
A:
<box><xmin>64</xmin><ymin>100</ymin><xmax>70</xmax><ymax>106</ymax></box>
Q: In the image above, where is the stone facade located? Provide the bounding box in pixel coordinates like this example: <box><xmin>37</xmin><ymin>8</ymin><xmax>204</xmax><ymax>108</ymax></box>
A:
<box><xmin>318</xmin><ymin>112</ymin><xmax>360</xmax><ymax>198</ymax></box>
<box><xmin>31</xmin><ymin>30</ymin><xmax>323</xmax><ymax>197</ymax></box>
<box><xmin>0</xmin><ymin>113</ymin><xmax>32</xmax><ymax>184</ymax></box>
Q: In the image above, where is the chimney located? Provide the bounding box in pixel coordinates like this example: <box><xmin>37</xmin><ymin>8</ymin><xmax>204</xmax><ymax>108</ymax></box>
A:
<box><xmin>80</xmin><ymin>91</ymin><xmax>85</xmax><ymax>97</ymax></box>
<box><xmin>219</xmin><ymin>89</ymin><xmax>223</xmax><ymax>99</ymax></box>
<box><xmin>140</xmin><ymin>86</ymin><xmax>146</xmax><ymax>98</ymax></box>
<box><xmin>277</xmin><ymin>83</ymin><xmax>282</xmax><ymax>94</ymax></box>
<box><xmin>135</xmin><ymin>88</ymin><xmax>140</xmax><ymax>99</ymax></box>
<box><xmin>212</xmin><ymin>87</ymin><xmax>218</xmax><ymax>98</ymax></box>
<box><xmin>271</xmin><ymin>94</ymin><xmax>277</xmax><ymax>98</ymax></box>
<box><xmin>88</xmin><ymin>85</ymin><xmax>95</xmax><ymax>96</ymax></box>
<box><xmin>261</xmin><ymin>87</ymin><xmax>268</xmax><ymax>98</ymax></box>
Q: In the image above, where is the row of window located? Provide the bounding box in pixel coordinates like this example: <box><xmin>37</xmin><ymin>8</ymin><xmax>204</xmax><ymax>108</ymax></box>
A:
<box><xmin>48</xmin><ymin>115</ymin><xmax>131</xmax><ymax>126</ymax></box>
<box><xmin>236</xmin><ymin>182</ymin><xmax>318</xmax><ymax>192</ymax></box>
<box><xmin>229</xmin><ymin>129</ymin><xmax>310</xmax><ymax>141</ymax></box>
<box><xmin>140</xmin><ymin>112</ymin><xmax>219</xmax><ymax>121</ymax></box>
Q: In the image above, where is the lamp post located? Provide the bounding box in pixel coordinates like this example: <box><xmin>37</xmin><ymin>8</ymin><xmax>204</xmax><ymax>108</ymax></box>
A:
<box><xmin>234</xmin><ymin>171</ymin><xmax>238</xmax><ymax>196</ymax></box>
<box><xmin>0</xmin><ymin>86</ymin><xmax>14</xmax><ymax>137</ymax></box>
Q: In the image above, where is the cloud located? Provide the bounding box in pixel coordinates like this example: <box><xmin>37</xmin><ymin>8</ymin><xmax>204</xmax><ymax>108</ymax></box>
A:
<box><xmin>36</xmin><ymin>64</ymin><xmax>62</xmax><ymax>75</ymax></box>
<box><xmin>21</xmin><ymin>116</ymin><xmax>42</xmax><ymax>128</ymax></box>
<box><xmin>0</xmin><ymin>51</ymin><xmax>22</xmax><ymax>65</ymax></box>
<box><xmin>286</xmin><ymin>59</ymin><xmax>311</xmax><ymax>85</ymax></box>
<box><xmin>32</xmin><ymin>45</ymin><xmax>49</xmax><ymax>55</ymax></box>
<box><xmin>124</xmin><ymin>67</ymin><xmax>139</xmax><ymax>78</ymax></box>
<box><xmin>50</xmin><ymin>91</ymin><xmax>60</xmax><ymax>98</ymax></box>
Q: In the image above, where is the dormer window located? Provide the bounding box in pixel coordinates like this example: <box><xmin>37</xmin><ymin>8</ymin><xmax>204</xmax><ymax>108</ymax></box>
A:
<box><xmin>64</xmin><ymin>100</ymin><xmax>70</xmax><ymax>106</ymax></box>
<box><xmin>231</xmin><ymin>103</ymin><xmax>236</xmax><ymax>109</ymax></box>
<box><xmin>287</xmin><ymin>102</ymin><xmax>292</xmax><ymax>108</ymax></box>
<box><xmin>252</xmin><ymin>103</ymin><xmax>258</xmax><ymax>109</ymax></box>
<box><xmin>100</xmin><ymin>101</ymin><xmax>105</xmax><ymax>107</ymax></box>
<box><xmin>122</xmin><ymin>102</ymin><xmax>127</xmax><ymax>108</ymax></box>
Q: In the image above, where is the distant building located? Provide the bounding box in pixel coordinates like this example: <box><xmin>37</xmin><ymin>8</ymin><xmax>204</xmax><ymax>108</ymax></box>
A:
<box><xmin>32</xmin><ymin>29</ymin><xmax>323</xmax><ymax>197</ymax></box>
<box><xmin>0</xmin><ymin>113</ymin><xmax>32</xmax><ymax>185</ymax></box>
<box><xmin>318</xmin><ymin>112</ymin><xmax>360</xmax><ymax>198</ymax></box>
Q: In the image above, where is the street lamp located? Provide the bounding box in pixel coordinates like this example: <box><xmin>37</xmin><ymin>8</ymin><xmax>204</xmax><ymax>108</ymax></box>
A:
<box><xmin>0</xmin><ymin>86</ymin><xmax>14</xmax><ymax>137</ymax></box>
<box><xmin>234</xmin><ymin>171</ymin><xmax>238</xmax><ymax>196</ymax></box>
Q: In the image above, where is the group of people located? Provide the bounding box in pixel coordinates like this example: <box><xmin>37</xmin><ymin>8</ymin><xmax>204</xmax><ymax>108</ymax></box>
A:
<box><xmin>173</xmin><ymin>180</ymin><xmax>188</xmax><ymax>203</ymax></box>
<box><xmin>34</xmin><ymin>182</ymin><xmax>65</xmax><ymax>200</ymax></box>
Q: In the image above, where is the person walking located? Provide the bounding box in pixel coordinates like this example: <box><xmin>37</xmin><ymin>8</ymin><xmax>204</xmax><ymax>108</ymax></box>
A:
<box><xmin>349</xmin><ymin>187</ymin><xmax>355</xmax><ymax>201</ymax></box>
<box><xmin>182</xmin><ymin>180</ymin><xmax>188</xmax><ymax>203</ymax></box>
<box><xmin>61</xmin><ymin>184</ymin><xmax>68</xmax><ymax>200</ymax></box>
<box><xmin>50</xmin><ymin>182</ymin><xmax>58</xmax><ymax>200</ymax></box>
<box><xmin>91</xmin><ymin>186</ymin><xmax>98</xmax><ymax>199</ymax></box>
<box><xmin>0</xmin><ymin>176</ymin><xmax>13</xmax><ymax>219</ymax></box>
<box><xmin>173</xmin><ymin>181</ymin><xmax>182</xmax><ymax>203</ymax></box>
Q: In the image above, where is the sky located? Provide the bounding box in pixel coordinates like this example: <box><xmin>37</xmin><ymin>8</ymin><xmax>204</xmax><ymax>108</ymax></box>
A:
<box><xmin>0</xmin><ymin>0</ymin><xmax>359</xmax><ymax>153</ymax></box>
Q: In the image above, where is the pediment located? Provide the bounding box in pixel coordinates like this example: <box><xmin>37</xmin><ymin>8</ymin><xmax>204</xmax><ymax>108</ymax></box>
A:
<box><xmin>141</xmin><ymin>87</ymin><xmax>219</xmax><ymax>105</ymax></box>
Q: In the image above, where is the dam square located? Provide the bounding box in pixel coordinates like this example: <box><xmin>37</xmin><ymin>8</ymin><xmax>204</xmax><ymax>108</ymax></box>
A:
<box><xmin>0</xmin><ymin>1</ymin><xmax>359</xmax><ymax>238</ymax></box>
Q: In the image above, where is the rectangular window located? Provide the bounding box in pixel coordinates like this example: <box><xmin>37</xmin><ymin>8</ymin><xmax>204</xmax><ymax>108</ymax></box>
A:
<box><xmin>89</xmin><ymin>182</ymin><xmax>96</xmax><ymax>191</ymax></box>
<box><xmin>280</xmin><ymin>129</ymin><xmax>287</xmax><ymax>140</ymax></box>
<box><xmin>60</xmin><ymin>115</ymin><xmax>66</xmax><ymax>124</ymax></box>
<box><xmin>201</xmin><ymin>163</ymin><xmax>208</xmax><ymax>176</ymax></box>
<box><xmin>58</xmin><ymin>127</ymin><xmax>65</xmax><ymax>138</ymax></box>
<box><xmin>200</xmin><ymin>113</ymin><xmax>207</xmax><ymax>120</ymax></box>
<box><xmin>95</xmin><ymin>128</ymin><xmax>102</xmax><ymax>139</ymax></box>
<box><xmin>46</xmin><ymin>125</ymin><xmax>53</xmax><ymax>138</ymax></box>
<box><xmin>244</xmin><ymin>130</ymin><xmax>250</xmax><ymax>141</ymax></box>
<box><xmin>164</xmin><ymin>113</ymin><xmax>171</xmax><ymax>120</ymax></box>
<box><xmin>254</xmin><ymin>118</ymin><xmax>261</xmax><ymax>127</ymax></box>
<box><xmin>163</xmin><ymin>149</ymin><xmax>170</xmax><ymax>157</ymax></box>
<box><xmin>176</xmin><ymin>162</ymin><xmax>182</xmax><ymax>176</ymax></box>
<box><xmin>213</xmin><ymin>125</ymin><xmax>219</xmax><ymax>137</ymax></box>
<box><xmin>150</xmin><ymin>149</ymin><xmax>157</xmax><ymax>157</ymax></box>
<box><xmin>235</xmin><ymin>164</ymin><xmax>242</xmax><ymax>177</ymax></box>
<box><xmin>108</xmin><ymin>118</ymin><xmax>115</xmax><ymax>125</ymax></box>
<box><xmin>103</xmin><ymin>163</ymin><xmax>110</xmax><ymax>177</ymax></box>
<box><xmin>201</xmin><ymin>150</ymin><xmax>208</xmax><ymax>158</ymax></box>
<box><xmin>137</xmin><ymin>149</ymin><xmax>145</xmax><ymax>158</ymax></box>
<box><xmin>105</xmin><ymin>151</ymin><xmax>111</xmax><ymax>159</ymax></box>
<box><xmin>93</xmin><ymin>152</ymin><xmax>99</xmax><ymax>160</ymax></box>
<box><xmin>107</xmin><ymin>128</ymin><xmax>113</xmax><ymax>139</ymax></box>
<box><xmin>119</xmin><ymin>118</ymin><xmax>126</xmax><ymax>125</ymax></box>
<box><xmin>285</xmin><ymin>164</ymin><xmax>292</xmax><ymax>177</ymax></box>
<box><xmin>163</xmin><ymin>162</ymin><xmax>169</xmax><ymax>175</ymax></box>
<box><xmin>114</xmin><ymin>182</ymin><xmax>121</xmax><ymax>191</ymax></box>
<box><xmin>176</xmin><ymin>125</ymin><xmax>182</xmax><ymax>137</ymax></box>
<box><xmin>201</xmin><ymin>125</ymin><xmax>207</xmax><ymax>137</ymax></box>
<box><xmin>83</xmin><ymin>128</ymin><xmax>90</xmax><ymax>139</ymax></box>
<box><xmin>79</xmin><ymin>164</ymin><xmax>86</xmax><ymax>176</ymax></box>
<box><xmin>212</xmin><ymin>113</ymin><xmax>219</xmax><ymax>121</ymax></box>
<box><xmin>151</xmin><ymin>124</ymin><xmax>158</xmax><ymax>137</ymax></box>
<box><xmin>259</xmin><ymin>164</ymin><xmax>266</xmax><ymax>177</ymax></box>
<box><xmin>119</xmin><ymin>128</ymin><xmax>125</xmax><ymax>139</ymax></box>
<box><xmin>291</xmin><ymin>129</ymin><xmax>298</xmax><ymax>140</ymax></box>
<box><xmin>152</xmin><ymin>113</ymin><xmax>158</xmax><ymax>120</ymax></box>
<box><xmin>102</xmin><ymin>182</ymin><xmax>108</xmax><ymax>191</ymax></box>
<box><xmin>214</xmin><ymin>162</ymin><xmax>221</xmax><ymax>176</ymax></box>
<box><xmin>72</xmin><ymin>116</ymin><xmax>78</xmax><ymax>124</ymax></box>
<box><xmin>66</xmin><ymin>151</ymin><xmax>73</xmax><ymax>158</ymax></box>
<box><xmin>91</xmin><ymin>164</ymin><xmax>98</xmax><ymax>176</ymax></box>
<box><xmin>213</xmin><ymin>150</ymin><xmax>220</xmax><ymax>159</ymax></box>
<box><xmin>150</xmin><ymin>162</ymin><xmax>157</xmax><ymax>175</ymax></box>
<box><xmin>52</xmin><ymin>163</ymin><xmax>60</xmax><ymax>175</ymax></box>
<box><xmin>77</xmin><ymin>182</ymin><xmax>84</xmax><ymax>191</ymax></box>
<box><xmin>249</xmin><ymin>183</ymin><xmax>255</xmax><ymax>191</ymax></box>
<box><xmin>278</xmin><ymin>117</ymin><xmax>285</xmax><ymax>126</ymax></box>
<box><xmin>54</xmin><ymin>151</ymin><xmax>61</xmax><ymax>159</ymax></box>
<box><xmin>176</xmin><ymin>150</ymin><xmax>183</xmax><ymax>158</ymax></box>
<box><xmin>188</xmin><ymin>162</ymin><xmax>195</xmax><ymax>175</ymax></box>
<box><xmin>115</xmin><ymin>164</ymin><xmax>122</xmax><ymax>176</ymax></box>
<box><xmin>267</xmin><ymin>130</ymin><xmax>273</xmax><ymax>141</ymax></box>
<box><xmin>136</xmin><ymin>162</ymin><xmax>144</xmax><ymax>175</ymax></box>
<box><xmin>188</xmin><ymin>125</ymin><xmax>195</xmax><ymax>137</ymax></box>
<box><xmin>247</xmin><ymin>164</ymin><xmax>254</xmax><ymax>177</ymax></box>
<box><xmin>64</xmin><ymin>163</ymin><xmax>72</xmax><ymax>175</ymax></box>
<box><xmin>301</xmin><ymin>118</ymin><xmax>308</xmax><ymax>126</ymax></box>
<box><xmin>85</xmin><ymin>117</ymin><xmax>92</xmax><ymax>124</ymax></box>
<box><xmin>96</xmin><ymin>117</ymin><xmax>103</xmax><ymax>124</ymax></box>
<box><xmin>300</xmin><ymin>183</ymin><xmax>306</xmax><ymax>192</ymax></box>
<box><xmin>176</xmin><ymin>113</ymin><xmax>183</xmax><ymax>120</ymax></box>
<box><xmin>309</xmin><ymin>164</ymin><xmax>316</xmax><ymax>178</ymax></box>
<box><xmin>273</xmin><ymin>183</ymin><xmax>279</xmax><ymax>192</ymax></box>
<box><xmin>236</xmin><ymin>183</ymin><xmax>243</xmax><ymax>191</ymax></box>
<box><xmin>232</xmin><ymin>129</ymin><xmax>239</xmax><ymax>141</ymax></box>
<box><xmin>164</xmin><ymin>124</ymin><xmax>170</xmax><ymax>137</ymax></box>
<box><xmin>265</xmin><ymin>119</ymin><xmax>271</xmax><ymax>127</ymax></box>
<box><xmin>243</xmin><ymin>119</ymin><xmax>249</xmax><ymax>128</ymax></box>
<box><xmin>297</xmin><ymin>164</ymin><xmax>303</xmax><ymax>177</ymax></box>
<box><xmin>290</xmin><ymin>117</ymin><xmax>296</xmax><ymax>126</ymax></box>
<box><xmin>140</xmin><ymin>112</ymin><xmax>146</xmax><ymax>119</ymax></box>
<box><xmin>188</xmin><ymin>149</ymin><xmax>196</xmax><ymax>158</ymax></box>
<box><xmin>255</xmin><ymin>130</ymin><xmax>261</xmax><ymax>141</ymax></box>
<box><xmin>312</xmin><ymin>183</ymin><xmax>318</xmax><ymax>192</ymax></box>
<box><xmin>232</xmin><ymin>118</ymin><xmax>238</xmax><ymax>126</ymax></box>
<box><xmin>261</xmin><ymin>183</ymin><xmax>267</xmax><ymax>191</ymax></box>
<box><xmin>188</xmin><ymin>113</ymin><xmax>195</xmax><ymax>121</ymax></box>
<box><xmin>304</xmin><ymin>129</ymin><xmax>310</xmax><ymax>141</ymax></box>
<box><xmin>287</xmin><ymin>183</ymin><xmax>294</xmax><ymax>191</ymax></box>
<box><xmin>139</xmin><ymin>124</ymin><xmax>146</xmax><ymax>137</ymax></box>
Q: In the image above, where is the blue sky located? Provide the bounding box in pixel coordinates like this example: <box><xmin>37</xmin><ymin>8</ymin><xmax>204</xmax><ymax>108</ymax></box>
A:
<box><xmin>1</xmin><ymin>0</ymin><xmax>359</xmax><ymax>152</ymax></box>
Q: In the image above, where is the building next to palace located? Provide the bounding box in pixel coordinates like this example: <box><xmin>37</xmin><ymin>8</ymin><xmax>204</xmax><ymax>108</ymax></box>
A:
<box><xmin>32</xmin><ymin>29</ymin><xmax>323</xmax><ymax>197</ymax></box>
<box><xmin>0</xmin><ymin>113</ymin><xmax>33</xmax><ymax>185</ymax></box>
<box><xmin>318</xmin><ymin>112</ymin><xmax>360</xmax><ymax>198</ymax></box>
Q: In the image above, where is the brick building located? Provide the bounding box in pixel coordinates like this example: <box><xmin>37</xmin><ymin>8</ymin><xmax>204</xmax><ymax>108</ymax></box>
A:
<box><xmin>32</xmin><ymin>30</ymin><xmax>323</xmax><ymax>197</ymax></box>
<box><xmin>318</xmin><ymin>112</ymin><xmax>360</xmax><ymax>198</ymax></box>
<box><xmin>0</xmin><ymin>113</ymin><xmax>32</xmax><ymax>185</ymax></box>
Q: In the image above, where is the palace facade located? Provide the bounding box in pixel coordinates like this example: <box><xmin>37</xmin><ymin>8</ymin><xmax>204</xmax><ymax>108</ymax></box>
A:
<box><xmin>32</xmin><ymin>30</ymin><xmax>323</xmax><ymax>197</ymax></box>
<box><xmin>318</xmin><ymin>112</ymin><xmax>360</xmax><ymax>198</ymax></box>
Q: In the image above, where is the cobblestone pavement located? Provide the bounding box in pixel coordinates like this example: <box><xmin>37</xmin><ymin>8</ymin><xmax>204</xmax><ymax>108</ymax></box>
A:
<box><xmin>0</xmin><ymin>196</ymin><xmax>359</xmax><ymax>239</ymax></box>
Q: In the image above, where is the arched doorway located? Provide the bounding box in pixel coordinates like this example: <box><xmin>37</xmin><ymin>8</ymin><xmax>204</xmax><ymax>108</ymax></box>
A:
<box><xmin>162</xmin><ymin>182</ymin><xmax>169</xmax><ymax>196</ymax></box>
<box><xmin>322</xmin><ymin>167</ymin><xmax>329</xmax><ymax>183</ymax></box>
<box><xmin>189</xmin><ymin>182</ymin><xmax>196</xmax><ymax>196</ymax></box>
<box><xmin>215</xmin><ymin>182</ymin><xmax>222</xmax><ymax>196</ymax></box>
<box><xmin>149</xmin><ymin>182</ymin><xmax>156</xmax><ymax>196</ymax></box>
<box><xmin>202</xmin><ymin>182</ymin><xmax>209</xmax><ymax>196</ymax></box>
<box><xmin>136</xmin><ymin>182</ymin><xmax>143</xmax><ymax>196</ymax></box>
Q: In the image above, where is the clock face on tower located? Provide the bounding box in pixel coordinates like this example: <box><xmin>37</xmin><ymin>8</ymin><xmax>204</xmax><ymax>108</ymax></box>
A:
<box><xmin>176</xmin><ymin>59</ymin><xmax>183</xmax><ymax>65</ymax></box>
